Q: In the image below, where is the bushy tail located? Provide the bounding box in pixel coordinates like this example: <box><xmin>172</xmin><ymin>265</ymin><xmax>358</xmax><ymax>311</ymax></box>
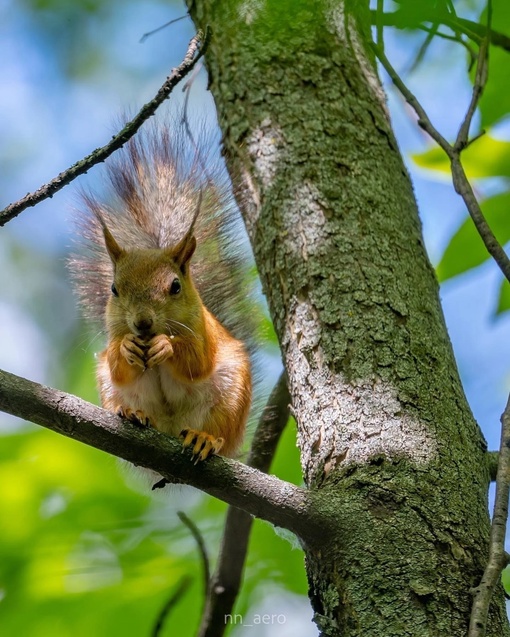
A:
<box><xmin>70</xmin><ymin>122</ymin><xmax>257</xmax><ymax>348</ymax></box>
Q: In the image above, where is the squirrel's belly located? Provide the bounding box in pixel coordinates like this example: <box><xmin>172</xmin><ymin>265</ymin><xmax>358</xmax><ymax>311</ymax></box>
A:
<box><xmin>158</xmin><ymin>368</ymin><xmax>215</xmax><ymax>435</ymax></box>
<box><xmin>115</xmin><ymin>369</ymin><xmax>166</xmax><ymax>422</ymax></box>
<box><xmin>115</xmin><ymin>367</ymin><xmax>216</xmax><ymax>438</ymax></box>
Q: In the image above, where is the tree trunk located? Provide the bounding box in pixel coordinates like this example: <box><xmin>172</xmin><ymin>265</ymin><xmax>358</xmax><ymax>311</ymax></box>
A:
<box><xmin>188</xmin><ymin>1</ymin><xmax>509</xmax><ymax>635</ymax></box>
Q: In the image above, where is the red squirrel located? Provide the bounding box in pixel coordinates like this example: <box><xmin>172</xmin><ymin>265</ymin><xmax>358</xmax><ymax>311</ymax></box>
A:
<box><xmin>71</xmin><ymin>126</ymin><xmax>252</xmax><ymax>461</ymax></box>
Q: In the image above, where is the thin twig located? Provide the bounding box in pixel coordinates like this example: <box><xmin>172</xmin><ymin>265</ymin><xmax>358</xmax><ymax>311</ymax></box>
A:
<box><xmin>376</xmin><ymin>0</ymin><xmax>384</xmax><ymax>51</ymax></box>
<box><xmin>0</xmin><ymin>28</ymin><xmax>211</xmax><ymax>227</ymax></box>
<box><xmin>178</xmin><ymin>511</ymin><xmax>211</xmax><ymax>600</ymax></box>
<box><xmin>140</xmin><ymin>15</ymin><xmax>188</xmax><ymax>43</ymax></box>
<box><xmin>180</xmin><ymin>61</ymin><xmax>215</xmax><ymax>185</ymax></box>
<box><xmin>468</xmin><ymin>394</ymin><xmax>510</xmax><ymax>637</ymax></box>
<box><xmin>417</xmin><ymin>26</ymin><xmax>477</xmax><ymax>70</ymax></box>
<box><xmin>197</xmin><ymin>371</ymin><xmax>291</xmax><ymax>637</ymax></box>
<box><xmin>409</xmin><ymin>25</ymin><xmax>438</xmax><ymax>73</ymax></box>
<box><xmin>372</xmin><ymin>44</ymin><xmax>452</xmax><ymax>155</ymax></box>
<box><xmin>448</xmin><ymin>158</ymin><xmax>510</xmax><ymax>282</ymax></box>
<box><xmin>152</xmin><ymin>576</ymin><xmax>193</xmax><ymax>637</ymax></box>
<box><xmin>455</xmin><ymin>1</ymin><xmax>491</xmax><ymax>151</ymax></box>
<box><xmin>373</xmin><ymin>27</ymin><xmax>510</xmax><ymax>285</ymax></box>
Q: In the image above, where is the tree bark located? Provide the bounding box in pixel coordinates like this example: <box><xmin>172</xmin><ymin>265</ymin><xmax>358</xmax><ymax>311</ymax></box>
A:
<box><xmin>187</xmin><ymin>1</ymin><xmax>509</xmax><ymax>635</ymax></box>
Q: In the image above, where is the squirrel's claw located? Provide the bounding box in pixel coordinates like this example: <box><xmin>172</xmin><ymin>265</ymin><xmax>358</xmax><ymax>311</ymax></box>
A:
<box><xmin>120</xmin><ymin>334</ymin><xmax>147</xmax><ymax>369</ymax></box>
<box><xmin>180</xmin><ymin>428</ymin><xmax>224</xmax><ymax>462</ymax></box>
<box><xmin>145</xmin><ymin>334</ymin><xmax>174</xmax><ymax>368</ymax></box>
<box><xmin>117</xmin><ymin>406</ymin><xmax>151</xmax><ymax>428</ymax></box>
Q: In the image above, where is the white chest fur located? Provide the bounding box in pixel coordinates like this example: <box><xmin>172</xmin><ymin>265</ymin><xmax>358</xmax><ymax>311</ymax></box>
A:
<box><xmin>115</xmin><ymin>366</ymin><xmax>217</xmax><ymax>437</ymax></box>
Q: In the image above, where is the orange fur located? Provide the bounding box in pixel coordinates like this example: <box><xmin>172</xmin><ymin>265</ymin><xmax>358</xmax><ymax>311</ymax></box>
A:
<box><xmin>98</xmin><ymin>238</ymin><xmax>252</xmax><ymax>460</ymax></box>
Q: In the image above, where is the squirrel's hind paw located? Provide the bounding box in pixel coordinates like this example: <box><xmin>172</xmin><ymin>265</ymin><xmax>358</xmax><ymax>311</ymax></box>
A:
<box><xmin>180</xmin><ymin>429</ymin><xmax>224</xmax><ymax>463</ymax></box>
<box><xmin>117</xmin><ymin>406</ymin><xmax>151</xmax><ymax>428</ymax></box>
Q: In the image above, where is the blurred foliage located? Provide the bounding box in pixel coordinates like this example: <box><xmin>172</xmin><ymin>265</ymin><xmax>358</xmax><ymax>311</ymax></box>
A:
<box><xmin>413</xmin><ymin>136</ymin><xmax>510</xmax><ymax>179</ymax></box>
<box><xmin>407</xmin><ymin>0</ymin><xmax>510</xmax><ymax>317</ymax></box>
<box><xmin>433</xmin><ymin>193</ymin><xmax>510</xmax><ymax>282</ymax></box>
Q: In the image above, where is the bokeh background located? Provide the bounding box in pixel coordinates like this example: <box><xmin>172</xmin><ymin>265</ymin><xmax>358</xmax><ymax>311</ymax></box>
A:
<box><xmin>0</xmin><ymin>0</ymin><xmax>509</xmax><ymax>635</ymax></box>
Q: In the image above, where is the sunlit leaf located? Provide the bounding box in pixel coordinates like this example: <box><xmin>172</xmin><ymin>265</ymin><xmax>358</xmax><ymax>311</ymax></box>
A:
<box><xmin>437</xmin><ymin>192</ymin><xmax>510</xmax><ymax>281</ymax></box>
<box><xmin>412</xmin><ymin>136</ymin><xmax>510</xmax><ymax>179</ymax></box>
<box><xmin>502</xmin><ymin>566</ymin><xmax>510</xmax><ymax>595</ymax></box>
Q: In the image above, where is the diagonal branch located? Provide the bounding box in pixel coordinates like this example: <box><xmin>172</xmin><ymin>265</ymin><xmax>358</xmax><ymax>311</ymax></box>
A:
<box><xmin>0</xmin><ymin>367</ymin><xmax>320</xmax><ymax>543</ymax></box>
<box><xmin>0</xmin><ymin>29</ymin><xmax>210</xmax><ymax>227</ymax></box>
<box><xmin>455</xmin><ymin>1</ymin><xmax>491</xmax><ymax>151</ymax></box>
<box><xmin>153</xmin><ymin>509</ymin><xmax>210</xmax><ymax>637</ymax></box>
<box><xmin>373</xmin><ymin>20</ymin><xmax>510</xmax><ymax>285</ymax></box>
<box><xmin>152</xmin><ymin>576</ymin><xmax>193</xmax><ymax>637</ymax></box>
<box><xmin>198</xmin><ymin>371</ymin><xmax>291</xmax><ymax>637</ymax></box>
<box><xmin>468</xmin><ymin>394</ymin><xmax>510</xmax><ymax>637</ymax></box>
<box><xmin>178</xmin><ymin>511</ymin><xmax>211</xmax><ymax>602</ymax></box>
<box><xmin>372</xmin><ymin>44</ymin><xmax>452</xmax><ymax>155</ymax></box>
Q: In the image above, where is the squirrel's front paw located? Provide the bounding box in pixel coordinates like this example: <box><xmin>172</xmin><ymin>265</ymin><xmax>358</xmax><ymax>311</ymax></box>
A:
<box><xmin>145</xmin><ymin>334</ymin><xmax>174</xmax><ymax>368</ymax></box>
<box><xmin>120</xmin><ymin>334</ymin><xmax>147</xmax><ymax>369</ymax></box>
<box><xmin>180</xmin><ymin>428</ymin><xmax>224</xmax><ymax>463</ymax></box>
<box><xmin>117</xmin><ymin>405</ymin><xmax>151</xmax><ymax>427</ymax></box>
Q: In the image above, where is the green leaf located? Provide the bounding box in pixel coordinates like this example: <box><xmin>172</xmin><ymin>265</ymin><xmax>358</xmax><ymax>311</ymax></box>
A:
<box><xmin>502</xmin><ymin>566</ymin><xmax>510</xmax><ymax>595</ymax></box>
<box><xmin>412</xmin><ymin>136</ymin><xmax>510</xmax><ymax>179</ymax></box>
<box><xmin>437</xmin><ymin>192</ymin><xmax>510</xmax><ymax>281</ymax></box>
<box><xmin>496</xmin><ymin>277</ymin><xmax>510</xmax><ymax>315</ymax></box>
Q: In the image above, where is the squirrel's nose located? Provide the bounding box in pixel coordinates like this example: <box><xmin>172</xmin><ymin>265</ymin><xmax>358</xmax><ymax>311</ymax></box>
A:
<box><xmin>134</xmin><ymin>317</ymin><xmax>154</xmax><ymax>335</ymax></box>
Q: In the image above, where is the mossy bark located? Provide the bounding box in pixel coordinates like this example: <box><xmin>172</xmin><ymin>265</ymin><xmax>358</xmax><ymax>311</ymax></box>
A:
<box><xmin>188</xmin><ymin>1</ymin><xmax>509</xmax><ymax>635</ymax></box>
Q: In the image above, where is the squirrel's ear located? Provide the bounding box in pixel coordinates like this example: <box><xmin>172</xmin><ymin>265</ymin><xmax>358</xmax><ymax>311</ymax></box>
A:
<box><xmin>170</xmin><ymin>191</ymin><xmax>201</xmax><ymax>274</ymax></box>
<box><xmin>102</xmin><ymin>225</ymin><xmax>124</xmax><ymax>264</ymax></box>
<box><xmin>172</xmin><ymin>234</ymin><xmax>197</xmax><ymax>274</ymax></box>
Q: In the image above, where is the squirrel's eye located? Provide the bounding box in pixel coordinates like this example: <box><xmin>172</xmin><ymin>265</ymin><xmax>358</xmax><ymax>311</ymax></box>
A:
<box><xmin>111</xmin><ymin>283</ymin><xmax>119</xmax><ymax>297</ymax></box>
<box><xmin>169</xmin><ymin>278</ymin><xmax>181</xmax><ymax>295</ymax></box>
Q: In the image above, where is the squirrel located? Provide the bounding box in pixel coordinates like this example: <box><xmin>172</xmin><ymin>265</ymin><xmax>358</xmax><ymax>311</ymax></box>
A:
<box><xmin>71</xmin><ymin>125</ymin><xmax>252</xmax><ymax>462</ymax></box>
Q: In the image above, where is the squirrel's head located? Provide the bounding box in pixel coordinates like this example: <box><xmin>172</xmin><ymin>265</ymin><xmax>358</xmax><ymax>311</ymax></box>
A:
<box><xmin>102</xmin><ymin>222</ymin><xmax>202</xmax><ymax>341</ymax></box>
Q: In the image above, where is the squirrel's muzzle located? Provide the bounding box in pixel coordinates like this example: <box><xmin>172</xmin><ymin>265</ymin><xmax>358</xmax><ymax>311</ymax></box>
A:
<box><xmin>133</xmin><ymin>316</ymin><xmax>154</xmax><ymax>337</ymax></box>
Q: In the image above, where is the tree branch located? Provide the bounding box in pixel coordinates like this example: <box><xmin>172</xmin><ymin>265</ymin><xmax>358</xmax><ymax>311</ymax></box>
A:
<box><xmin>372</xmin><ymin>44</ymin><xmax>452</xmax><ymax>155</ymax></box>
<box><xmin>0</xmin><ymin>367</ymin><xmax>319</xmax><ymax>542</ymax></box>
<box><xmin>152</xmin><ymin>576</ymin><xmax>193</xmax><ymax>637</ymax></box>
<box><xmin>373</xmin><ymin>27</ymin><xmax>510</xmax><ymax>285</ymax></box>
<box><xmin>198</xmin><ymin>371</ymin><xmax>291</xmax><ymax>637</ymax></box>
<box><xmin>152</xmin><ymin>510</ymin><xmax>209</xmax><ymax>637</ymax></box>
<box><xmin>468</xmin><ymin>394</ymin><xmax>510</xmax><ymax>637</ymax></box>
<box><xmin>0</xmin><ymin>28</ymin><xmax>210</xmax><ymax>227</ymax></box>
<box><xmin>178</xmin><ymin>510</ymin><xmax>211</xmax><ymax>600</ymax></box>
<box><xmin>454</xmin><ymin>1</ymin><xmax>491</xmax><ymax>151</ymax></box>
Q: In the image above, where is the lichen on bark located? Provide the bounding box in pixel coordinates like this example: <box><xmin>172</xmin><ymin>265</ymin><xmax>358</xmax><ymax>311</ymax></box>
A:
<box><xmin>188</xmin><ymin>1</ymin><xmax>509</xmax><ymax>635</ymax></box>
